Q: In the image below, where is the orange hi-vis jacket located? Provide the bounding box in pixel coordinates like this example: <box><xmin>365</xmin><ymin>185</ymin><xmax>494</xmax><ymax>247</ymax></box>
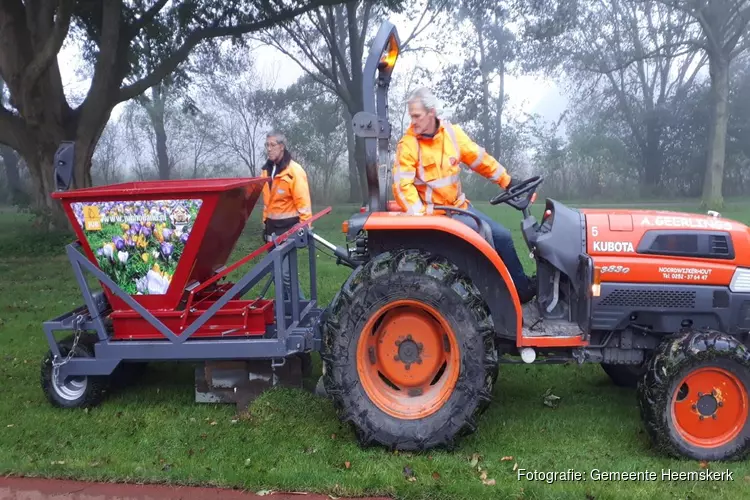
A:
<box><xmin>392</xmin><ymin>120</ymin><xmax>512</xmax><ymax>215</ymax></box>
<box><xmin>260</xmin><ymin>153</ymin><xmax>312</xmax><ymax>234</ymax></box>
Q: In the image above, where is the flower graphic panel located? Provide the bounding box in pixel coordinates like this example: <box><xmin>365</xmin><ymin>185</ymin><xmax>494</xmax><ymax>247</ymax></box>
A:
<box><xmin>71</xmin><ymin>199</ymin><xmax>203</xmax><ymax>295</ymax></box>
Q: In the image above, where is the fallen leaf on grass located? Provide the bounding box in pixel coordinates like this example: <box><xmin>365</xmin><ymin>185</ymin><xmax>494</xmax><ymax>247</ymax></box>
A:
<box><xmin>543</xmin><ymin>388</ymin><xmax>561</xmax><ymax>408</ymax></box>
<box><xmin>483</xmin><ymin>479</ymin><xmax>496</xmax><ymax>486</ymax></box>
<box><xmin>699</xmin><ymin>460</ymin><xmax>709</xmax><ymax>469</ymax></box>
<box><xmin>6</xmin><ymin>424</ymin><xmax>13</xmax><ymax>428</ymax></box>
<box><xmin>500</xmin><ymin>456</ymin><xmax>513</xmax><ymax>461</ymax></box>
<box><xmin>50</xmin><ymin>461</ymin><xmax>65</xmax><ymax>465</ymax></box>
<box><xmin>403</xmin><ymin>465</ymin><xmax>416</xmax><ymax>481</ymax></box>
<box><xmin>344</xmin><ymin>461</ymin><xmax>351</xmax><ymax>469</ymax></box>
<box><xmin>469</xmin><ymin>453</ymin><xmax>481</xmax><ymax>467</ymax></box>
<box><xmin>209</xmin><ymin>421</ymin><xmax>217</xmax><ymax>426</ymax></box>
<box><xmin>513</xmin><ymin>462</ymin><xmax>518</xmax><ymax>471</ymax></box>
<box><xmin>432</xmin><ymin>472</ymin><xmax>440</xmax><ymax>480</ymax></box>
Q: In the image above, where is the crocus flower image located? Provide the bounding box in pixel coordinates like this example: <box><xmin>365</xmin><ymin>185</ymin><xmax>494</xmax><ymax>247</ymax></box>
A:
<box><xmin>101</xmin><ymin>242</ymin><xmax>115</xmax><ymax>261</ymax></box>
<box><xmin>78</xmin><ymin>198</ymin><xmax>202</xmax><ymax>295</ymax></box>
<box><xmin>160</xmin><ymin>242</ymin><xmax>173</xmax><ymax>259</ymax></box>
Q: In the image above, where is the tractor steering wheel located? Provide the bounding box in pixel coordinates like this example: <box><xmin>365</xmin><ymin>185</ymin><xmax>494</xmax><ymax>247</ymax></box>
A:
<box><xmin>489</xmin><ymin>175</ymin><xmax>544</xmax><ymax>211</ymax></box>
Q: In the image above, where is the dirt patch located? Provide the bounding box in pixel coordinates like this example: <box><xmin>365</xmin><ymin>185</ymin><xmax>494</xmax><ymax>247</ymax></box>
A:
<box><xmin>0</xmin><ymin>476</ymin><xmax>391</xmax><ymax>500</ymax></box>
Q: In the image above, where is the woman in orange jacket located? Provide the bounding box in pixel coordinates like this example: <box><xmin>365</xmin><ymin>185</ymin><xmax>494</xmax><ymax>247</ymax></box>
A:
<box><xmin>392</xmin><ymin>87</ymin><xmax>536</xmax><ymax>303</ymax></box>
<box><xmin>261</xmin><ymin>131</ymin><xmax>312</xmax><ymax>301</ymax></box>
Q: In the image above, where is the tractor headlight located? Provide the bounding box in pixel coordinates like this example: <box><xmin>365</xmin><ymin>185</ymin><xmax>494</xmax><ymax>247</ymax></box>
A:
<box><xmin>729</xmin><ymin>268</ymin><xmax>750</xmax><ymax>292</ymax></box>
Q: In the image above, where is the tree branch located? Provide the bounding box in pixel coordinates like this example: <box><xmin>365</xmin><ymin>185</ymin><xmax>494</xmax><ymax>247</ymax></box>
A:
<box><xmin>0</xmin><ymin>105</ymin><xmax>28</xmax><ymax>151</ymax></box>
<box><xmin>22</xmin><ymin>0</ymin><xmax>73</xmax><ymax>90</ymax></box>
<box><xmin>117</xmin><ymin>0</ymin><xmax>348</xmax><ymax>103</ymax></box>
<box><xmin>128</xmin><ymin>0</ymin><xmax>170</xmax><ymax>36</ymax></box>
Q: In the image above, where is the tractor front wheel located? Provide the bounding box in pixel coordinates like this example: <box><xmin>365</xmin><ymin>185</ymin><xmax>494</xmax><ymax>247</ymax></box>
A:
<box><xmin>637</xmin><ymin>329</ymin><xmax>750</xmax><ymax>461</ymax></box>
<box><xmin>322</xmin><ymin>249</ymin><xmax>498</xmax><ymax>451</ymax></box>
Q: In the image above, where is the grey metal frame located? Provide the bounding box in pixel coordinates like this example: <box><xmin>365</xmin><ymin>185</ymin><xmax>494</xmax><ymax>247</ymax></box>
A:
<box><xmin>44</xmin><ymin>226</ymin><xmax>322</xmax><ymax>382</ymax></box>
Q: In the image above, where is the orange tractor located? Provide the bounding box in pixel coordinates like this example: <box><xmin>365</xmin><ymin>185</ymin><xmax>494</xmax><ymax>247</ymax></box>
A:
<box><xmin>318</xmin><ymin>21</ymin><xmax>750</xmax><ymax>461</ymax></box>
<box><xmin>40</xmin><ymin>20</ymin><xmax>749</xmax><ymax>463</ymax></box>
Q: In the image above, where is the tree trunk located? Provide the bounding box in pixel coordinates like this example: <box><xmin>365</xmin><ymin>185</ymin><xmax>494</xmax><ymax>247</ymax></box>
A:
<box><xmin>0</xmin><ymin>145</ymin><xmax>24</xmax><ymax>205</ymax></box>
<box><xmin>145</xmin><ymin>85</ymin><xmax>170</xmax><ymax>180</ymax></box>
<box><xmin>640</xmin><ymin>115</ymin><xmax>663</xmax><ymax>197</ymax></box>
<box><xmin>476</xmin><ymin>28</ymin><xmax>492</xmax><ymax>153</ymax></box>
<box><xmin>495</xmin><ymin>63</ymin><xmax>504</xmax><ymax>158</ymax></box>
<box><xmin>342</xmin><ymin>106</ymin><xmax>361</xmax><ymax>203</ymax></box>
<box><xmin>701</xmin><ymin>55</ymin><xmax>730</xmax><ymax>210</ymax></box>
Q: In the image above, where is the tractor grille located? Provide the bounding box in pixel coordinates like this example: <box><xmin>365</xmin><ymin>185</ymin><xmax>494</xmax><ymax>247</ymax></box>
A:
<box><xmin>599</xmin><ymin>289</ymin><xmax>696</xmax><ymax>309</ymax></box>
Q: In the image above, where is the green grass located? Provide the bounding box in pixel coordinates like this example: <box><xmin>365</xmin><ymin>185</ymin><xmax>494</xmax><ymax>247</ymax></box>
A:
<box><xmin>1</xmin><ymin>199</ymin><xmax>750</xmax><ymax>500</ymax></box>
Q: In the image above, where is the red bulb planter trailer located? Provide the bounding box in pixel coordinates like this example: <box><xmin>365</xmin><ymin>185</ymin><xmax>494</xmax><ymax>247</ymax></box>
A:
<box><xmin>43</xmin><ymin>171</ymin><xmax>333</xmax><ymax>385</ymax></box>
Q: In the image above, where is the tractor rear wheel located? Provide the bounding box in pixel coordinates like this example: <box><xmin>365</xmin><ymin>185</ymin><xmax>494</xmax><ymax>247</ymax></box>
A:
<box><xmin>321</xmin><ymin>249</ymin><xmax>498</xmax><ymax>451</ymax></box>
<box><xmin>637</xmin><ymin>329</ymin><xmax>750</xmax><ymax>461</ymax></box>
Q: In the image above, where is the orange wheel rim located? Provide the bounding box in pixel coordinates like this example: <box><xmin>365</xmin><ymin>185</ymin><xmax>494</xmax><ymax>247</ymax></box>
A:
<box><xmin>671</xmin><ymin>366</ymin><xmax>749</xmax><ymax>448</ymax></box>
<box><xmin>356</xmin><ymin>299</ymin><xmax>460</xmax><ymax>420</ymax></box>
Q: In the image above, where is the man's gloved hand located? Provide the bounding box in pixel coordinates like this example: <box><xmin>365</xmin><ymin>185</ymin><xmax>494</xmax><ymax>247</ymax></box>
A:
<box><xmin>506</xmin><ymin>176</ymin><xmax>523</xmax><ymax>191</ymax></box>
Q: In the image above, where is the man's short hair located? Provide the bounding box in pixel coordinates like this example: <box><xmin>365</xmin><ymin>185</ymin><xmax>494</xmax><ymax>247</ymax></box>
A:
<box><xmin>407</xmin><ymin>87</ymin><xmax>439</xmax><ymax>114</ymax></box>
<box><xmin>266</xmin><ymin>131</ymin><xmax>287</xmax><ymax>148</ymax></box>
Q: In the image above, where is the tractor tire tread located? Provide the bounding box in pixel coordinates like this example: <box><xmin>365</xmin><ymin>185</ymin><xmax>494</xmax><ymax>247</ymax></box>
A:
<box><xmin>321</xmin><ymin>249</ymin><xmax>497</xmax><ymax>451</ymax></box>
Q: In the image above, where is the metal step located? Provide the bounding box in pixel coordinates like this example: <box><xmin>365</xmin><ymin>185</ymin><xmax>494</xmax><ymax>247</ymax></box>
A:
<box><xmin>522</xmin><ymin>300</ymin><xmax>583</xmax><ymax>338</ymax></box>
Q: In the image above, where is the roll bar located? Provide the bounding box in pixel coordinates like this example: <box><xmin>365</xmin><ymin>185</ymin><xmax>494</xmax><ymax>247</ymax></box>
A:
<box><xmin>352</xmin><ymin>20</ymin><xmax>401</xmax><ymax>212</ymax></box>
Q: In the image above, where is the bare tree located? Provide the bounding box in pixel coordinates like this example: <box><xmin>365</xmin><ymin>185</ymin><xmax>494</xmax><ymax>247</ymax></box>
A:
<box><xmin>192</xmin><ymin>45</ymin><xmax>279</xmax><ymax>177</ymax></box>
<box><xmin>254</xmin><ymin>0</ymin><xmax>450</xmax><ymax>203</ymax></box>
<box><xmin>90</xmin><ymin>117</ymin><xmax>124</xmax><ymax>186</ymax></box>
<box><xmin>653</xmin><ymin>0</ymin><xmax>750</xmax><ymax>208</ymax></box>
<box><xmin>0</xmin><ymin>0</ymin><xmax>365</xmax><ymax>228</ymax></box>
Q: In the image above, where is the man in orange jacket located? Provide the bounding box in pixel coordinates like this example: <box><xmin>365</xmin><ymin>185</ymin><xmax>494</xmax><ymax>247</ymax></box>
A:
<box><xmin>261</xmin><ymin>131</ymin><xmax>312</xmax><ymax>301</ymax></box>
<box><xmin>392</xmin><ymin>87</ymin><xmax>536</xmax><ymax>303</ymax></box>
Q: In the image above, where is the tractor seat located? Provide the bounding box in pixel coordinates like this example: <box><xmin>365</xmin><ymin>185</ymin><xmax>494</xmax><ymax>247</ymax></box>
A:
<box><xmin>384</xmin><ymin>200</ymin><xmax>495</xmax><ymax>250</ymax></box>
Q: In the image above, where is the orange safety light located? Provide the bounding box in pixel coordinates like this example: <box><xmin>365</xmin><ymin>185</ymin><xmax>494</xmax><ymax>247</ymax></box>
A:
<box><xmin>342</xmin><ymin>220</ymin><xmax>349</xmax><ymax>234</ymax></box>
<box><xmin>591</xmin><ymin>266</ymin><xmax>601</xmax><ymax>297</ymax></box>
<box><xmin>379</xmin><ymin>35</ymin><xmax>399</xmax><ymax>68</ymax></box>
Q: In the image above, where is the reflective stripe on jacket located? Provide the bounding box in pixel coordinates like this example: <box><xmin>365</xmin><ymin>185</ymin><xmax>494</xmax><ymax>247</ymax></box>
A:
<box><xmin>261</xmin><ymin>152</ymin><xmax>312</xmax><ymax>232</ymax></box>
<box><xmin>392</xmin><ymin>120</ymin><xmax>511</xmax><ymax>215</ymax></box>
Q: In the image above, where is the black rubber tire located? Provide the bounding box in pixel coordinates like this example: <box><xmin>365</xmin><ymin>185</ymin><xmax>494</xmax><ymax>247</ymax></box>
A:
<box><xmin>321</xmin><ymin>249</ymin><xmax>498</xmax><ymax>451</ymax></box>
<box><xmin>601</xmin><ymin>362</ymin><xmax>646</xmax><ymax>388</ymax></box>
<box><xmin>637</xmin><ymin>329</ymin><xmax>750</xmax><ymax>461</ymax></box>
<box><xmin>40</xmin><ymin>333</ymin><xmax>111</xmax><ymax>409</ymax></box>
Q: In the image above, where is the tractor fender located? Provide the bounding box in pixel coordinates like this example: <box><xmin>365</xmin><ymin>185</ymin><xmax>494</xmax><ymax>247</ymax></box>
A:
<box><xmin>363</xmin><ymin>212</ymin><xmax>521</xmax><ymax>339</ymax></box>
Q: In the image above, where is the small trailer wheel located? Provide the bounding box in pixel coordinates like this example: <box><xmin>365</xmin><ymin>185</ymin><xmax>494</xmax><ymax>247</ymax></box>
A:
<box><xmin>40</xmin><ymin>334</ymin><xmax>110</xmax><ymax>409</ymax></box>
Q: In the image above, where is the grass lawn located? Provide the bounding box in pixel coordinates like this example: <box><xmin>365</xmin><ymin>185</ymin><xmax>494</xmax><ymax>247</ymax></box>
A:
<box><xmin>1</xmin><ymin>197</ymin><xmax>750</xmax><ymax>500</ymax></box>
